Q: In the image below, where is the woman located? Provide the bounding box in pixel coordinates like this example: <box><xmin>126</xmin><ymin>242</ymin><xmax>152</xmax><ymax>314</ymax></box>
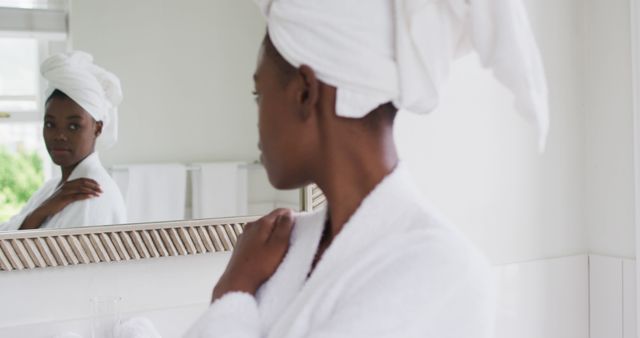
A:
<box><xmin>0</xmin><ymin>51</ymin><xmax>126</xmax><ymax>230</ymax></box>
<box><xmin>187</xmin><ymin>0</ymin><xmax>547</xmax><ymax>337</ymax></box>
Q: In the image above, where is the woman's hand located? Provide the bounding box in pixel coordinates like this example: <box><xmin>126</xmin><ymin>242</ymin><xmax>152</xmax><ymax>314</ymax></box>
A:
<box><xmin>212</xmin><ymin>208</ymin><xmax>295</xmax><ymax>301</ymax></box>
<box><xmin>40</xmin><ymin>178</ymin><xmax>102</xmax><ymax>214</ymax></box>
<box><xmin>19</xmin><ymin>178</ymin><xmax>102</xmax><ymax>230</ymax></box>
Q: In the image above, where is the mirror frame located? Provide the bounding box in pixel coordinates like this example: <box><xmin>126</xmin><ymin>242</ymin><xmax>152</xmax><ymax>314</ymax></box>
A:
<box><xmin>0</xmin><ymin>184</ymin><xmax>325</xmax><ymax>272</ymax></box>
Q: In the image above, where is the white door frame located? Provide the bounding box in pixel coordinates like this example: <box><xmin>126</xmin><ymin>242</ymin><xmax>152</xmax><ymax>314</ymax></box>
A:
<box><xmin>630</xmin><ymin>0</ymin><xmax>640</xmax><ymax>335</ymax></box>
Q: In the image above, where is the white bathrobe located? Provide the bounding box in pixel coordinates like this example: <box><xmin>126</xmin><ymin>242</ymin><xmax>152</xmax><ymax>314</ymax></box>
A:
<box><xmin>186</xmin><ymin>164</ymin><xmax>495</xmax><ymax>337</ymax></box>
<box><xmin>0</xmin><ymin>152</ymin><xmax>126</xmax><ymax>231</ymax></box>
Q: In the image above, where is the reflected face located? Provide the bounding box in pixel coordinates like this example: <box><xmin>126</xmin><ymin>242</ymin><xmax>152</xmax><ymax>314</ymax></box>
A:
<box><xmin>253</xmin><ymin>39</ymin><xmax>311</xmax><ymax>190</ymax></box>
<box><xmin>43</xmin><ymin>96</ymin><xmax>102</xmax><ymax>168</ymax></box>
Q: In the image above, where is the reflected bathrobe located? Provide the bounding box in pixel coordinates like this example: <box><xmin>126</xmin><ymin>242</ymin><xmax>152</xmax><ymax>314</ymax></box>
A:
<box><xmin>186</xmin><ymin>164</ymin><xmax>495</xmax><ymax>338</ymax></box>
<box><xmin>0</xmin><ymin>152</ymin><xmax>126</xmax><ymax>231</ymax></box>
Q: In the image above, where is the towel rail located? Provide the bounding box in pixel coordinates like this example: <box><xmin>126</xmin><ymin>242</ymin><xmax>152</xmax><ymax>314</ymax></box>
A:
<box><xmin>108</xmin><ymin>162</ymin><xmax>263</xmax><ymax>172</ymax></box>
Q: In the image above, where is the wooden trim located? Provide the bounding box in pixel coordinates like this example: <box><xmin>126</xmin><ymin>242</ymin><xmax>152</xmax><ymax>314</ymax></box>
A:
<box><xmin>302</xmin><ymin>184</ymin><xmax>326</xmax><ymax>211</ymax></box>
<box><xmin>310</xmin><ymin>184</ymin><xmax>327</xmax><ymax>210</ymax></box>
<box><xmin>0</xmin><ymin>216</ymin><xmax>257</xmax><ymax>271</ymax></box>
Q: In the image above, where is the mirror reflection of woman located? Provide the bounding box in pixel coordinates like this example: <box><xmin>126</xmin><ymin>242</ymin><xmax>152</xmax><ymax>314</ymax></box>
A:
<box><xmin>0</xmin><ymin>51</ymin><xmax>126</xmax><ymax>231</ymax></box>
<box><xmin>187</xmin><ymin>0</ymin><xmax>548</xmax><ymax>337</ymax></box>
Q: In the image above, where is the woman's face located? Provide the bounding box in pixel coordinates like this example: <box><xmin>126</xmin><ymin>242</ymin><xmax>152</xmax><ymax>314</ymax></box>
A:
<box><xmin>43</xmin><ymin>96</ymin><xmax>101</xmax><ymax>168</ymax></box>
<box><xmin>253</xmin><ymin>40</ymin><xmax>314</xmax><ymax>190</ymax></box>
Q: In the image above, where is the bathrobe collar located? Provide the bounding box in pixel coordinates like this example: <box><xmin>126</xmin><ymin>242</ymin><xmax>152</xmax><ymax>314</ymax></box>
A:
<box><xmin>261</xmin><ymin>162</ymin><xmax>425</xmax><ymax>333</ymax></box>
<box><xmin>67</xmin><ymin>152</ymin><xmax>102</xmax><ymax>181</ymax></box>
<box><xmin>307</xmin><ymin>162</ymin><xmax>421</xmax><ymax>281</ymax></box>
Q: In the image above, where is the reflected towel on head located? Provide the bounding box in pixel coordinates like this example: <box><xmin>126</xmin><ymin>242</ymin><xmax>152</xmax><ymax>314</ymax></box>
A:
<box><xmin>41</xmin><ymin>51</ymin><xmax>123</xmax><ymax>149</ymax></box>
<box><xmin>256</xmin><ymin>0</ymin><xmax>549</xmax><ymax>150</ymax></box>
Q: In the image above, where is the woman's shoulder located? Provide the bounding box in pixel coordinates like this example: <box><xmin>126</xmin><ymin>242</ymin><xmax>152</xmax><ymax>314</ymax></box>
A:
<box><xmin>409</xmin><ymin>204</ymin><xmax>490</xmax><ymax>265</ymax></box>
<box><xmin>47</xmin><ymin>185</ymin><xmax>127</xmax><ymax>228</ymax></box>
<box><xmin>59</xmin><ymin>163</ymin><xmax>127</xmax><ymax>225</ymax></box>
<box><xmin>359</xmin><ymin>199</ymin><xmax>494</xmax><ymax>289</ymax></box>
<box><xmin>68</xmin><ymin>156</ymin><xmax>124</xmax><ymax>199</ymax></box>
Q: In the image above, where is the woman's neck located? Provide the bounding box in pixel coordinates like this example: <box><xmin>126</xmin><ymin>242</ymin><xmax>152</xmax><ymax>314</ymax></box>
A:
<box><xmin>59</xmin><ymin>152</ymin><xmax>93</xmax><ymax>184</ymax></box>
<box><xmin>313</xmin><ymin>128</ymin><xmax>398</xmax><ymax>240</ymax></box>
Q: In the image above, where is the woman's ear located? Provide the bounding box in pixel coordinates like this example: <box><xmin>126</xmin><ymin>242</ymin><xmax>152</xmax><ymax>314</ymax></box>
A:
<box><xmin>95</xmin><ymin>121</ymin><xmax>103</xmax><ymax>137</ymax></box>
<box><xmin>297</xmin><ymin>65</ymin><xmax>319</xmax><ymax>120</ymax></box>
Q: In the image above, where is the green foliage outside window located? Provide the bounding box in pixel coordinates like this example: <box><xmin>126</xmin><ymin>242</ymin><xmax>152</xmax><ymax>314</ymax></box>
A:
<box><xmin>0</xmin><ymin>147</ymin><xmax>44</xmax><ymax>222</ymax></box>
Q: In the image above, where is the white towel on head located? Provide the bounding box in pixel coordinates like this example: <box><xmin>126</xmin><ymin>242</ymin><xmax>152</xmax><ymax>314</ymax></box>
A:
<box><xmin>41</xmin><ymin>51</ymin><xmax>123</xmax><ymax>149</ymax></box>
<box><xmin>111</xmin><ymin>164</ymin><xmax>187</xmax><ymax>223</ymax></box>
<box><xmin>257</xmin><ymin>0</ymin><xmax>549</xmax><ymax>150</ymax></box>
<box><xmin>191</xmin><ymin>162</ymin><xmax>248</xmax><ymax>219</ymax></box>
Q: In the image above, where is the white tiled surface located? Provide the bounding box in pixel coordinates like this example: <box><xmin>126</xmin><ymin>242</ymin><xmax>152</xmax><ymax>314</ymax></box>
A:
<box><xmin>494</xmin><ymin>255</ymin><xmax>589</xmax><ymax>338</ymax></box>
<box><xmin>1</xmin><ymin>253</ymin><xmax>636</xmax><ymax>338</ymax></box>
<box><xmin>623</xmin><ymin>259</ymin><xmax>637</xmax><ymax>338</ymax></box>
<box><xmin>589</xmin><ymin>255</ymin><xmax>624</xmax><ymax>338</ymax></box>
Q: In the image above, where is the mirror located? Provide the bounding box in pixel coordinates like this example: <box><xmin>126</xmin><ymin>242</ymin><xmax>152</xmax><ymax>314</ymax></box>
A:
<box><xmin>0</xmin><ymin>0</ymin><xmax>303</xmax><ymax>230</ymax></box>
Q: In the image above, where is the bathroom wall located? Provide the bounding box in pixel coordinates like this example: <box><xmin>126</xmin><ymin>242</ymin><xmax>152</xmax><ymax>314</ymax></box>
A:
<box><xmin>494</xmin><ymin>255</ymin><xmax>589</xmax><ymax>338</ymax></box>
<box><xmin>589</xmin><ymin>255</ymin><xmax>637</xmax><ymax>338</ymax></box>
<box><xmin>396</xmin><ymin>0</ymin><xmax>587</xmax><ymax>264</ymax></box>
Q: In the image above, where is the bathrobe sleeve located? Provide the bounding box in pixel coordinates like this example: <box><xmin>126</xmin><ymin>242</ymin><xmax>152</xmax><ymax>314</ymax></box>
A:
<box><xmin>45</xmin><ymin>193</ymin><xmax>127</xmax><ymax>229</ymax></box>
<box><xmin>185</xmin><ymin>292</ymin><xmax>262</xmax><ymax>337</ymax></box>
<box><xmin>0</xmin><ymin>189</ymin><xmax>126</xmax><ymax>230</ymax></box>
<box><xmin>185</xmin><ymin>237</ymin><xmax>495</xmax><ymax>338</ymax></box>
<box><xmin>0</xmin><ymin>180</ymin><xmax>56</xmax><ymax>231</ymax></box>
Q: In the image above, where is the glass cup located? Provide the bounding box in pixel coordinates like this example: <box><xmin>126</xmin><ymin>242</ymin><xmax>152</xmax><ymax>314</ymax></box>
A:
<box><xmin>90</xmin><ymin>296</ymin><xmax>122</xmax><ymax>338</ymax></box>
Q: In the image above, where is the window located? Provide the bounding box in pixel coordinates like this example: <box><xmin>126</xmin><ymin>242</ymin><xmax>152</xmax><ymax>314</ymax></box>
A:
<box><xmin>0</xmin><ymin>37</ymin><xmax>39</xmax><ymax>117</ymax></box>
<box><xmin>0</xmin><ymin>123</ymin><xmax>47</xmax><ymax>222</ymax></box>
<box><xmin>0</xmin><ymin>2</ymin><xmax>68</xmax><ymax>223</ymax></box>
<box><xmin>0</xmin><ymin>0</ymin><xmax>67</xmax><ymax>10</ymax></box>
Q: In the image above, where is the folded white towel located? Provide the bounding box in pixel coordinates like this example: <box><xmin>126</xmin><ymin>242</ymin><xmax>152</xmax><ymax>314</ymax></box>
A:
<box><xmin>115</xmin><ymin>317</ymin><xmax>162</xmax><ymax>338</ymax></box>
<box><xmin>111</xmin><ymin>164</ymin><xmax>187</xmax><ymax>223</ymax></box>
<box><xmin>191</xmin><ymin>162</ymin><xmax>248</xmax><ymax>219</ymax></box>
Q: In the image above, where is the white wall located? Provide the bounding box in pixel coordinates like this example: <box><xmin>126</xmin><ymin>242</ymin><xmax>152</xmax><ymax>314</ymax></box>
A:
<box><xmin>70</xmin><ymin>0</ymin><xmax>265</xmax><ymax>167</ymax></box>
<box><xmin>589</xmin><ymin>255</ymin><xmax>637</xmax><ymax>338</ymax></box>
<box><xmin>584</xmin><ymin>0</ymin><xmax>636</xmax><ymax>259</ymax></box>
<box><xmin>494</xmin><ymin>255</ymin><xmax>589</xmax><ymax>338</ymax></box>
<box><xmin>396</xmin><ymin>0</ymin><xmax>587</xmax><ymax>264</ymax></box>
